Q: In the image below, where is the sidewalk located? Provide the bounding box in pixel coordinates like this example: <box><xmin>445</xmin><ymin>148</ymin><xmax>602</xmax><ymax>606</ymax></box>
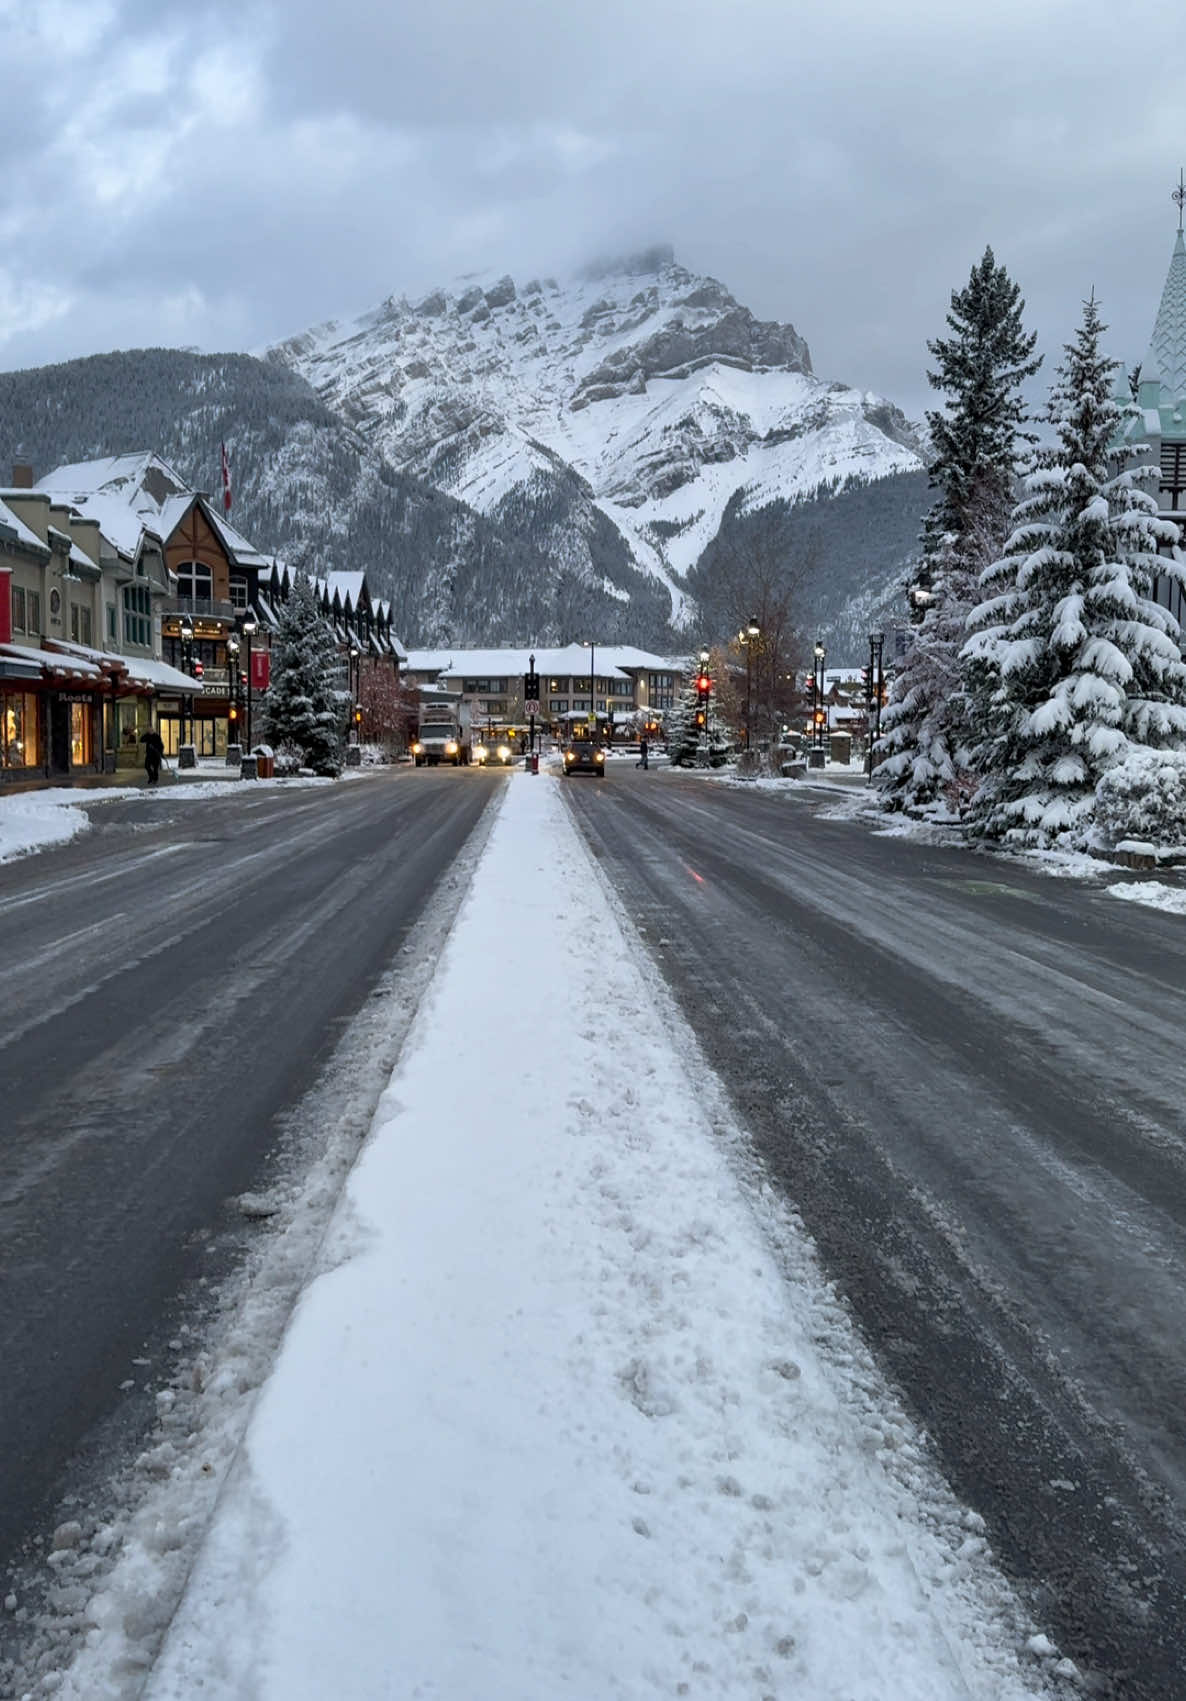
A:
<box><xmin>77</xmin><ymin>772</ymin><xmax>1057</xmax><ymax>1699</ymax></box>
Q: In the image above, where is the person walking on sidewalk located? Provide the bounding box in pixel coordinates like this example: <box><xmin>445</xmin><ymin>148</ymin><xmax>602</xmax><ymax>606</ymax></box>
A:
<box><xmin>142</xmin><ymin>726</ymin><xmax>164</xmax><ymax>786</ymax></box>
<box><xmin>636</xmin><ymin>737</ymin><xmax>649</xmax><ymax>770</ymax></box>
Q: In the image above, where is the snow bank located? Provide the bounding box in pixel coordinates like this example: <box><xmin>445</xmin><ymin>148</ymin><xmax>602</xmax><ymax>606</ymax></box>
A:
<box><xmin>0</xmin><ymin>789</ymin><xmax>103</xmax><ymax>861</ymax></box>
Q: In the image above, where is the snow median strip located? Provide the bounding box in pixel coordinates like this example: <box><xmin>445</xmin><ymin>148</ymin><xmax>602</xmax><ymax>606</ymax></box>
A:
<box><xmin>140</xmin><ymin>771</ymin><xmax>1056</xmax><ymax>1701</ymax></box>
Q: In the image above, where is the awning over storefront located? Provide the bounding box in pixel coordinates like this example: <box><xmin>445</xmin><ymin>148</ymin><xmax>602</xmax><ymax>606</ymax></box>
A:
<box><xmin>119</xmin><ymin>655</ymin><xmax>204</xmax><ymax>695</ymax></box>
<box><xmin>0</xmin><ymin>642</ymin><xmax>104</xmax><ymax>684</ymax></box>
<box><xmin>0</xmin><ymin>643</ymin><xmax>47</xmax><ymax>681</ymax></box>
<box><xmin>38</xmin><ymin>640</ymin><xmax>203</xmax><ymax>696</ymax></box>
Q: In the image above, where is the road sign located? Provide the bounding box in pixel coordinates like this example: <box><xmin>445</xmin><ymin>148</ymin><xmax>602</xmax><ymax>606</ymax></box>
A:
<box><xmin>525</xmin><ymin>700</ymin><xmax>539</xmax><ymax>717</ymax></box>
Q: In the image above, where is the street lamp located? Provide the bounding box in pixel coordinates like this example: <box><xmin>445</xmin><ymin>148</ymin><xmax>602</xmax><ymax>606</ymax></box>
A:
<box><xmin>241</xmin><ymin>612</ymin><xmax>258</xmax><ymax>751</ymax></box>
<box><xmin>740</xmin><ymin>617</ymin><xmax>760</xmax><ymax>750</ymax></box>
<box><xmin>226</xmin><ymin>632</ymin><xmax>241</xmax><ymax>753</ymax></box>
<box><xmin>179</xmin><ymin>615</ymin><xmax>194</xmax><ymax>751</ymax></box>
<box><xmin>813</xmin><ymin>638</ymin><xmax>826</xmax><ymax>759</ymax></box>
<box><xmin>581</xmin><ymin>639</ymin><xmax>597</xmax><ymax>735</ymax></box>
<box><xmin>349</xmin><ymin>642</ymin><xmax>361</xmax><ymax>743</ymax></box>
<box><xmin>866</xmin><ymin>631</ymin><xmax>885</xmax><ymax>777</ymax></box>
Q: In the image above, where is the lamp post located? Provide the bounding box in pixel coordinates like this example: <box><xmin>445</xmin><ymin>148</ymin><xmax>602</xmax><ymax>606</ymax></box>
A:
<box><xmin>179</xmin><ymin>615</ymin><xmax>194</xmax><ymax>752</ymax></box>
<box><xmin>813</xmin><ymin>638</ymin><xmax>826</xmax><ymax>759</ymax></box>
<box><xmin>867</xmin><ymin>631</ymin><xmax>885</xmax><ymax>777</ymax></box>
<box><xmin>349</xmin><ymin>642</ymin><xmax>361</xmax><ymax>743</ymax></box>
<box><xmin>740</xmin><ymin>617</ymin><xmax>760</xmax><ymax>750</ymax></box>
<box><xmin>241</xmin><ymin>612</ymin><xmax>258</xmax><ymax>751</ymax></box>
<box><xmin>581</xmin><ymin>639</ymin><xmax>596</xmax><ymax>734</ymax></box>
<box><xmin>226</xmin><ymin>632</ymin><xmax>241</xmax><ymax>755</ymax></box>
<box><xmin>527</xmin><ymin>651</ymin><xmax>538</xmax><ymax>761</ymax></box>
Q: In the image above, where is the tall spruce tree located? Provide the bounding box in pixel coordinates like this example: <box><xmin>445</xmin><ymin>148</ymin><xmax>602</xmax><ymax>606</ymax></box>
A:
<box><xmin>264</xmin><ymin>574</ymin><xmax>347</xmax><ymax>774</ymax></box>
<box><xmin>963</xmin><ymin>294</ymin><xmax>1186</xmax><ymax>845</ymax></box>
<box><xmin>875</xmin><ymin>248</ymin><xmax>1040</xmax><ymax>812</ymax></box>
<box><xmin>665</xmin><ymin>670</ymin><xmax>731</xmax><ymax>766</ymax></box>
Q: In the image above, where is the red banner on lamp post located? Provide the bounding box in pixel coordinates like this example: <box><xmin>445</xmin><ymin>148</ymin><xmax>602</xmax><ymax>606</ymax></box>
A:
<box><xmin>250</xmin><ymin>650</ymin><xmax>270</xmax><ymax>691</ymax></box>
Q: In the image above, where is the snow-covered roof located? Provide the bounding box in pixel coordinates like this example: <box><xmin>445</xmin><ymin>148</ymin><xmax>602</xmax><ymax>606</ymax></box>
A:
<box><xmin>404</xmin><ymin>644</ymin><xmax>676</xmax><ymax>680</ymax></box>
<box><xmin>39</xmin><ymin>638</ymin><xmax>204</xmax><ymax>694</ymax></box>
<box><xmin>0</xmin><ymin>496</ymin><xmax>50</xmax><ymax>555</ymax></box>
<box><xmin>34</xmin><ymin>452</ymin><xmax>175</xmax><ymax>560</ymax></box>
<box><xmin>327</xmin><ymin>570</ymin><xmax>366</xmax><ymax>606</ymax></box>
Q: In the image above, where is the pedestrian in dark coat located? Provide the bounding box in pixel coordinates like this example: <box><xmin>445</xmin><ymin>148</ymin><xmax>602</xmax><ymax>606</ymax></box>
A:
<box><xmin>142</xmin><ymin>727</ymin><xmax>165</xmax><ymax>785</ymax></box>
<box><xmin>636</xmin><ymin>737</ymin><xmax>649</xmax><ymax>770</ymax></box>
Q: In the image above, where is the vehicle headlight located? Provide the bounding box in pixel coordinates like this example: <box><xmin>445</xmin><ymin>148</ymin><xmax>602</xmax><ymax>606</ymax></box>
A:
<box><xmin>474</xmin><ymin>744</ymin><xmax>488</xmax><ymax>760</ymax></box>
<box><xmin>446</xmin><ymin>740</ymin><xmax>459</xmax><ymax>754</ymax></box>
<box><xmin>411</xmin><ymin>741</ymin><xmax>422</xmax><ymax>754</ymax></box>
<box><xmin>498</xmin><ymin>745</ymin><xmax>511</xmax><ymax>761</ymax></box>
<box><xmin>595</xmin><ymin>751</ymin><xmax>605</xmax><ymax>762</ymax></box>
<box><xmin>564</xmin><ymin>750</ymin><xmax>574</xmax><ymax>761</ymax></box>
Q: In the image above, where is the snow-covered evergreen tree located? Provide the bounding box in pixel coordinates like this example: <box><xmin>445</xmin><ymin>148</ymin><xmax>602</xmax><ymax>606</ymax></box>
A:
<box><xmin>964</xmin><ymin>293</ymin><xmax>1186</xmax><ymax>845</ymax></box>
<box><xmin>665</xmin><ymin>673</ymin><xmax>731</xmax><ymax>766</ymax></box>
<box><xmin>875</xmin><ymin>248</ymin><xmax>1040</xmax><ymax>813</ymax></box>
<box><xmin>264</xmin><ymin>574</ymin><xmax>347</xmax><ymax>774</ymax></box>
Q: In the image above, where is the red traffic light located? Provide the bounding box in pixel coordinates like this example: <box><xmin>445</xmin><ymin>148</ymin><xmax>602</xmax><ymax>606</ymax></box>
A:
<box><xmin>193</xmin><ymin>660</ymin><xmax>204</xmax><ymax>679</ymax></box>
<box><xmin>696</xmin><ymin>673</ymin><xmax>711</xmax><ymax>694</ymax></box>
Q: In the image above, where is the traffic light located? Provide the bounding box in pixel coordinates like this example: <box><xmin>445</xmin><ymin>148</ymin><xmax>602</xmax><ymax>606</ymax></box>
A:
<box><xmin>694</xmin><ymin>709</ymin><xmax>707</xmax><ymax>729</ymax></box>
<box><xmin>695</xmin><ymin>672</ymin><xmax>711</xmax><ymax>696</ymax></box>
<box><xmin>193</xmin><ymin>659</ymin><xmax>204</xmax><ymax>680</ymax></box>
<box><xmin>354</xmin><ymin>707</ymin><xmax>362</xmax><ymax>726</ymax></box>
<box><xmin>228</xmin><ymin>703</ymin><xmax>239</xmax><ymax>725</ymax></box>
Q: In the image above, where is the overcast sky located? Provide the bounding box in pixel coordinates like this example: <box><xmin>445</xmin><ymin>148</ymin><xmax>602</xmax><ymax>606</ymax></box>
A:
<box><xmin>1</xmin><ymin>0</ymin><xmax>1183</xmax><ymax>420</ymax></box>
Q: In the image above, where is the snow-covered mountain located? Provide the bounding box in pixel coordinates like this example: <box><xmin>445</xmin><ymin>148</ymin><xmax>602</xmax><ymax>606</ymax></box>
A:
<box><xmin>267</xmin><ymin>246</ymin><xmax>925</xmax><ymax>630</ymax></box>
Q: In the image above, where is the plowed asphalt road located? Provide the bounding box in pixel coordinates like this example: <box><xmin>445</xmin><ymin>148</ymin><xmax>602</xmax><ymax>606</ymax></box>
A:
<box><xmin>563</xmin><ymin>765</ymin><xmax>1186</xmax><ymax>1701</ymax></box>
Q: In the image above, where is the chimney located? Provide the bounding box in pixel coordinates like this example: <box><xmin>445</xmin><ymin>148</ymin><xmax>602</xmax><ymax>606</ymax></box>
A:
<box><xmin>11</xmin><ymin>446</ymin><xmax>33</xmax><ymax>489</ymax></box>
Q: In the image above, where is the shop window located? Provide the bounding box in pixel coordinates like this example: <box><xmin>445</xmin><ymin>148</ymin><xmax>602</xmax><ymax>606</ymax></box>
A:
<box><xmin>11</xmin><ymin>585</ymin><xmax>25</xmax><ymax>632</ymax></box>
<box><xmin>2</xmin><ymin>692</ymin><xmax>39</xmax><ymax>767</ymax></box>
<box><xmin>123</xmin><ymin>583</ymin><xmax>152</xmax><ymax>647</ymax></box>
<box><xmin>70</xmin><ymin>702</ymin><xmax>93</xmax><ymax>767</ymax></box>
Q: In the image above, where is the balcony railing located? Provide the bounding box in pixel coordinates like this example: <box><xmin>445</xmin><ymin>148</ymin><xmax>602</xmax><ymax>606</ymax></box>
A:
<box><xmin>162</xmin><ymin>594</ymin><xmax>238</xmax><ymax>620</ymax></box>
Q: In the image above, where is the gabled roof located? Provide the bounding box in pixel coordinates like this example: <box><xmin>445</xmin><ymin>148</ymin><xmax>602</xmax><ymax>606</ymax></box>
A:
<box><xmin>0</xmin><ymin>496</ymin><xmax>51</xmax><ymax>556</ymax></box>
<box><xmin>35</xmin><ymin>450</ymin><xmax>176</xmax><ymax>559</ymax></box>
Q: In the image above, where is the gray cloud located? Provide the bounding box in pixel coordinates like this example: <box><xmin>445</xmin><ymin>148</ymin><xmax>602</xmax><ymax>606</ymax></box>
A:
<box><xmin>0</xmin><ymin>0</ymin><xmax>1182</xmax><ymax>423</ymax></box>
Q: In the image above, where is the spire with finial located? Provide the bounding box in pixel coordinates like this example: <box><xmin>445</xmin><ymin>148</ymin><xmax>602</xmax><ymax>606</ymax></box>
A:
<box><xmin>1141</xmin><ymin>175</ymin><xmax>1186</xmax><ymax>405</ymax></box>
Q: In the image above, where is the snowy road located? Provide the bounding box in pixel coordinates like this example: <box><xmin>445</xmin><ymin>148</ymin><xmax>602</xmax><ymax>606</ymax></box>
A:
<box><xmin>563</xmin><ymin>768</ymin><xmax>1186</xmax><ymax>1701</ymax></box>
<box><xmin>0</xmin><ymin>769</ymin><xmax>500</xmax><ymax>1604</ymax></box>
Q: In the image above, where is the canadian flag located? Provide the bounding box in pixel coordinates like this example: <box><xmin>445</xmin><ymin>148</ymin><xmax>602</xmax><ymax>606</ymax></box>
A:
<box><xmin>220</xmin><ymin>441</ymin><xmax>232</xmax><ymax>514</ymax></box>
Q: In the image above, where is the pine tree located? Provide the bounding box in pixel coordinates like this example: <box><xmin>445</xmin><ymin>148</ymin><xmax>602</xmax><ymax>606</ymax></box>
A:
<box><xmin>964</xmin><ymin>294</ymin><xmax>1186</xmax><ymax>845</ymax></box>
<box><xmin>875</xmin><ymin>248</ymin><xmax>1040</xmax><ymax>812</ymax></box>
<box><xmin>264</xmin><ymin>574</ymin><xmax>347</xmax><ymax>774</ymax></box>
<box><xmin>665</xmin><ymin>672</ymin><xmax>731</xmax><ymax>766</ymax></box>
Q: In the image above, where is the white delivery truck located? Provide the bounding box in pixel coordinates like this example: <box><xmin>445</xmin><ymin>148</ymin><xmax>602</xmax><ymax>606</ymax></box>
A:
<box><xmin>411</xmin><ymin>688</ymin><xmax>472</xmax><ymax>766</ymax></box>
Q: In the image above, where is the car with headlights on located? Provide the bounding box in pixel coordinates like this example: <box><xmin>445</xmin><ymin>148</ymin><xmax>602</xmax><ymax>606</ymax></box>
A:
<box><xmin>562</xmin><ymin>733</ymin><xmax>606</xmax><ymax>777</ymax></box>
<box><xmin>474</xmin><ymin>738</ymin><xmax>515</xmax><ymax>767</ymax></box>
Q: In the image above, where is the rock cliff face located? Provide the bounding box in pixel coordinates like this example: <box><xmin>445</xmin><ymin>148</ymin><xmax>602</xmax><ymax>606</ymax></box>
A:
<box><xmin>267</xmin><ymin>248</ymin><xmax>924</xmax><ymax>629</ymax></box>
